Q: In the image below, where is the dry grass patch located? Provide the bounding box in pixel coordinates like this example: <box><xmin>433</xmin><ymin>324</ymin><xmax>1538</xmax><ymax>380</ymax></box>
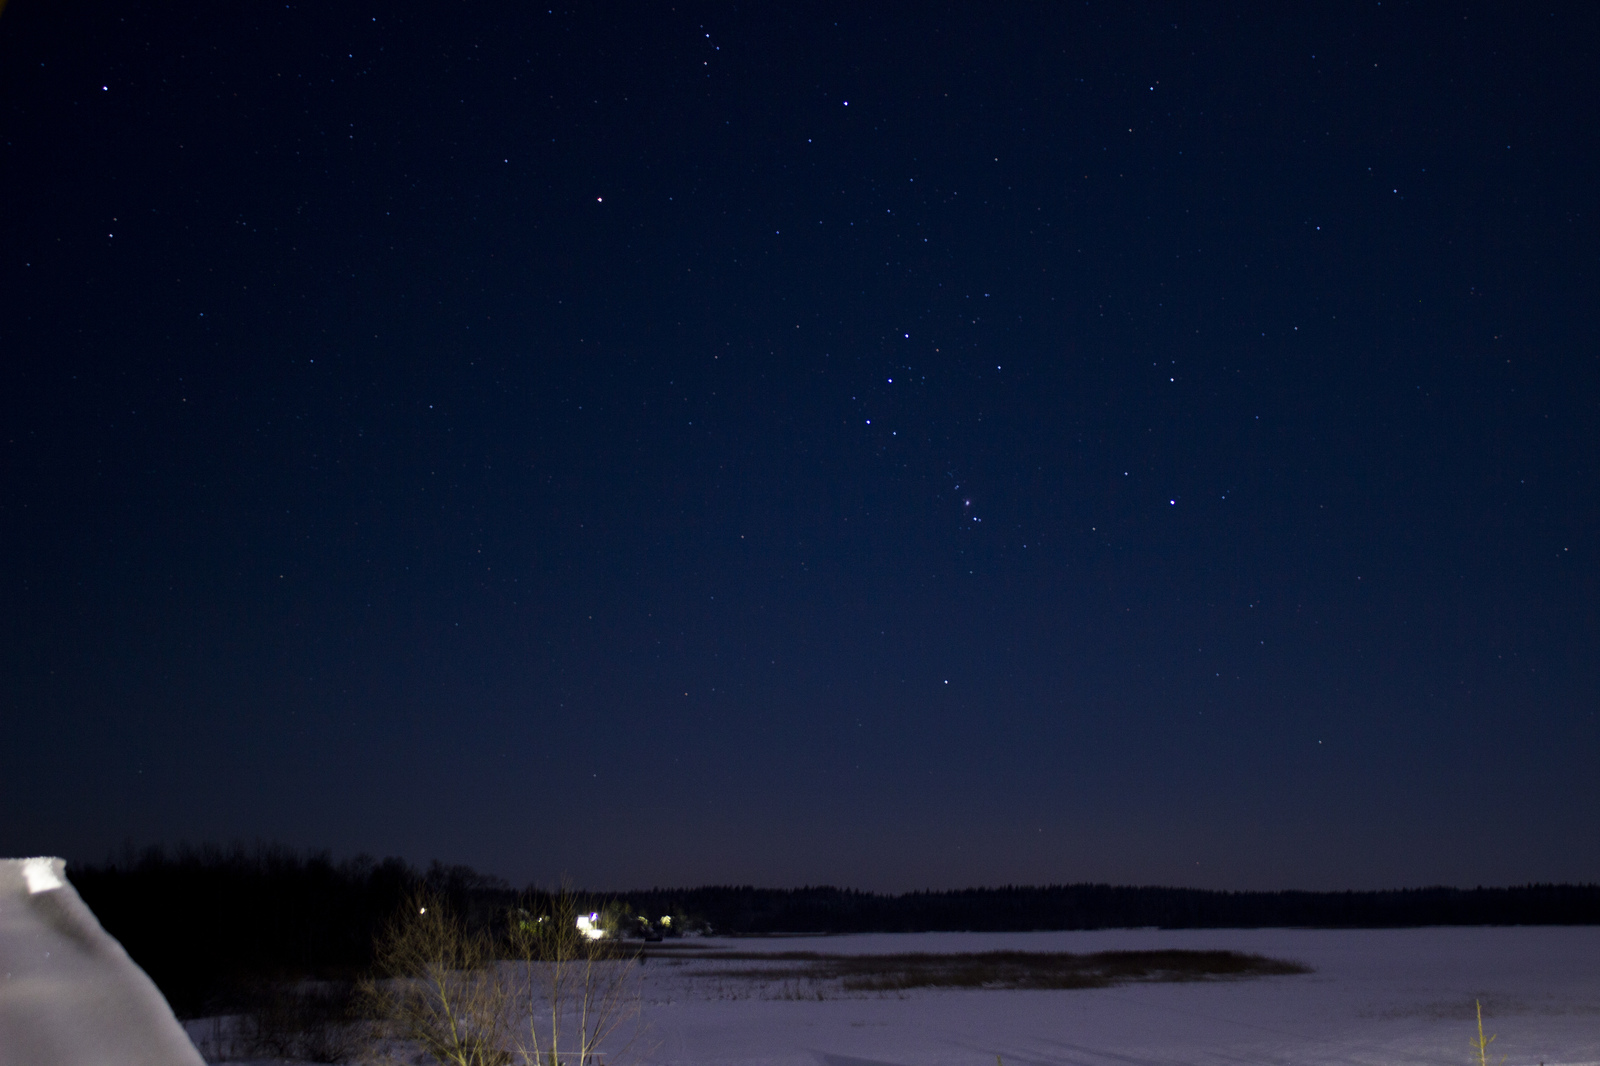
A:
<box><xmin>650</xmin><ymin>948</ymin><xmax>1309</xmax><ymax>991</ymax></box>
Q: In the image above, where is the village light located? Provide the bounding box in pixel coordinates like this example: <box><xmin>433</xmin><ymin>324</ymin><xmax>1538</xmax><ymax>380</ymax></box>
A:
<box><xmin>576</xmin><ymin>911</ymin><xmax>606</xmax><ymax>940</ymax></box>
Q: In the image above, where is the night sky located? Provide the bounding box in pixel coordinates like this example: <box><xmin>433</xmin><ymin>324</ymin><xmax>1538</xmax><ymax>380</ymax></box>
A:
<box><xmin>2</xmin><ymin>2</ymin><xmax>1597</xmax><ymax>893</ymax></box>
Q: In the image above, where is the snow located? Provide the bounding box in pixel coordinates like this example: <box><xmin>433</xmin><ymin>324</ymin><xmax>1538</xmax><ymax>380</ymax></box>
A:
<box><xmin>628</xmin><ymin>928</ymin><xmax>1600</xmax><ymax>1066</ymax></box>
<box><xmin>20</xmin><ymin>857</ymin><xmax>65</xmax><ymax>895</ymax></box>
<box><xmin>181</xmin><ymin>925</ymin><xmax>1600</xmax><ymax>1066</ymax></box>
<box><xmin>0</xmin><ymin>856</ymin><xmax>206</xmax><ymax>1066</ymax></box>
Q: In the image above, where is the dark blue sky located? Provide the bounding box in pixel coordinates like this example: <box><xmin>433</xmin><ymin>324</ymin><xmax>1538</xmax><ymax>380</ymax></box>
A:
<box><xmin>2</xmin><ymin>1</ymin><xmax>1596</xmax><ymax>892</ymax></box>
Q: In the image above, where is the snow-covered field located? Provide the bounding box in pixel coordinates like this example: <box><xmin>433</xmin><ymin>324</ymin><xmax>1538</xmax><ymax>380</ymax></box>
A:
<box><xmin>188</xmin><ymin>926</ymin><xmax>1600</xmax><ymax>1066</ymax></box>
<box><xmin>627</xmin><ymin>927</ymin><xmax>1600</xmax><ymax>1066</ymax></box>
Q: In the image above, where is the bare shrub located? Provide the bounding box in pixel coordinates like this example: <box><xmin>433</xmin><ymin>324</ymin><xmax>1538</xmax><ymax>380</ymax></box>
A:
<box><xmin>359</xmin><ymin>891</ymin><xmax>511</xmax><ymax>1066</ymax></box>
<box><xmin>1471</xmin><ymin>999</ymin><xmax>1502</xmax><ymax>1066</ymax></box>
<box><xmin>506</xmin><ymin>888</ymin><xmax>643</xmax><ymax>1066</ymax></box>
<box><xmin>238</xmin><ymin>980</ymin><xmax>362</xmax><ymax>1063</ymax></box>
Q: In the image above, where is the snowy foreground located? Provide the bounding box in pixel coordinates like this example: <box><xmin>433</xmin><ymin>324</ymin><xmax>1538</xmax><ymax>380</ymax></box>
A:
<box><xmin>626</xmin><ymin>927</ymin><xmax>1599</xmax><ymax>1066</ymax></box>
<box><xmin>191</xmin><ymin>926</ymin><xmax>1600</xmax><ymax>1066</ymax></box>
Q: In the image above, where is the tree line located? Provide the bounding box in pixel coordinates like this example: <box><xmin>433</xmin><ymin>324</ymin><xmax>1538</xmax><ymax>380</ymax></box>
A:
<box><xmin>616</xmin><ymin>881</ymin><xmax>1600</xmax><ymax>934</ymax></box>
<box><xmin>69</xmin><ymin>844</ymin><xmax>514</xmax><ymax>1016</ymax></box>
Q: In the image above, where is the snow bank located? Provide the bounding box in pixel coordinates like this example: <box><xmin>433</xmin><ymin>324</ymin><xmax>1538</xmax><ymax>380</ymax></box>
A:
<box><xmin>0</xmin><ymin>856</ymin><xmax>205</xmax><ymax>1066</ymax></box>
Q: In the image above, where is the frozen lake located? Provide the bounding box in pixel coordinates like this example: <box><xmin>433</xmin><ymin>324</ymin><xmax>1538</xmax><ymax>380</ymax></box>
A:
<box><xmin>629</xmin><ymin>927</ymin><xmax>1600</xmax><ymax>1066</ymax></box>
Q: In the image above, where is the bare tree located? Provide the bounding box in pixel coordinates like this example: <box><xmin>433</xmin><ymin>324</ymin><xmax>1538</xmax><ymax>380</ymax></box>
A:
<box><xmin>360</xmin><ymin>890</ymin><xmax>510</xmax><ymax>1066</ymax></box>
<box><xmin>506</xmin><ymin>887</ymin><xmax>643</xmax><ymax>1066</ymax></box>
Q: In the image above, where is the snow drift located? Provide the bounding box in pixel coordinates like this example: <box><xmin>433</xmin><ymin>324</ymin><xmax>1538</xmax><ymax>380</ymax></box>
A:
<box><xmin>0</xmin><ymin>856</ymin><xmax>204</xmax><ymax>1066</ymax></box>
